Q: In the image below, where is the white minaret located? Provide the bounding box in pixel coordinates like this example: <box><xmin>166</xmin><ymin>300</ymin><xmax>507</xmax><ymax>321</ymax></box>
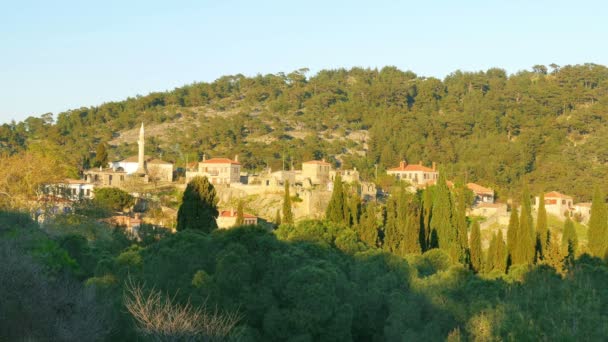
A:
<box><xmin>136</xmin><ymin>122</ymin><xmax>146</xmax><ymax>174</ymax></box>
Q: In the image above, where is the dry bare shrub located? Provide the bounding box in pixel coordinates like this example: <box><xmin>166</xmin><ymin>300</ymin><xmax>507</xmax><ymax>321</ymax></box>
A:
<box><xmin>123</xmin><ymin>279</ymin><xmax>241</xmax><ymax>341</ymax></box>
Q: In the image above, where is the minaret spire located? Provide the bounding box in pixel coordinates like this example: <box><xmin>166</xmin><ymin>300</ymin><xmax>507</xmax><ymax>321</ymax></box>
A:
<box><xmin>136</xmin><ymin>122</ymin><xmax>146</xmax><ymax>174</ymax></box>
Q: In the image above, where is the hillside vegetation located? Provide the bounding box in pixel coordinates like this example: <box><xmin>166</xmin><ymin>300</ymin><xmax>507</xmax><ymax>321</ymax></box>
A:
<box><xmin>3</xmin><ymin>64</ymin><xmax>608</xmax><ymax>199</ymax></box>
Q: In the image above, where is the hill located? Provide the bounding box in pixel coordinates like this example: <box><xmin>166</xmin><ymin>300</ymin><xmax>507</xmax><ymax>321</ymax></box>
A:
<box><xmin>3</xmin><ymin>64</ymin><xmax>608</xmax><ymax>200</ymax></box>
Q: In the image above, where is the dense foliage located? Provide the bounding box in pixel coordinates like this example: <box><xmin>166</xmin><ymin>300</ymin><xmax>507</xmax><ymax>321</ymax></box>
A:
<box><xmin>176</xmin><ymin>176</ymin><xmax>219</xmax><ymax>232</ymax></box>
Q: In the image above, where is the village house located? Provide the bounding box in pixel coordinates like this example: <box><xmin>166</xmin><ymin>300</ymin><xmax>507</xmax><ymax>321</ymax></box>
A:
<box><xmin>387</xmin><ymin>161</ymin><xmax>438</xmax><ymax>186</ymax></box>
<box><xmin>111</xmin><ymin>156</ymin><xmax>173</xmax><ymax>182</ymax></box>
<box><xmin>45</xmin><ymin>178</ymin><xmax>95</xmax><ymax>201</ymax></box>
<box><xmin>302</xmin><ymin>160</ymin><xmax>331</xmax><ymax>185</ymax></box>
<box><xmin>535</xmin><ymin>191</ymin><xmax>574</xmax><ymax>218</ymax></box>
<box><xmin>467</xmin><ymin>182</ymin><xmax>495</xmax><ymax>205</ymax></box>
<box><xmin>186</xmin><ymin>156</ymin><xmax>241</xmax><ymax>185</ymax></box>
<box><xmin>330</xmin><ymin>168</ymin><xmax>360</xmax><ymax>183</ymax></box>
<box><xmin>83</xmin><ymin>167</ymin><xmax>128</xmax><ymax>188</ymax></box>
<box><xmin>216</xmin><ymin>209</ymin><xmax>258</xmax><ymax>228</ymax></box>
<box><xmin>573</xmin><ymin>202</ymin><xmax>592</xmax><ymax>224</ymax></box>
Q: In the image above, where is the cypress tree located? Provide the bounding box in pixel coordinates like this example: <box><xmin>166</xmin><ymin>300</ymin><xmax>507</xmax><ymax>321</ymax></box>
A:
<box><xmin>348</xmin><ymin>191</ymin><xmax>361</xmax><ymax>226</ymax></box>
<box><xmin>452</xmin><ymin>183</ymin><xmax>468</xmax><ymax>263</ymax></box>
<box><xmin>176</xmin><ymin>176</ymin><xmax>219</xmax><ymax>232</ymax></box>
<box><xmin>430</xmin><ymin>174</ymin><xmax>455</xmax><ymax>257</ymax></box>
<box><xmin>561</xmin><ymin>216</ymin><xmax>578</xmax><ymax>257</ymax></box>
<box><xmin>485</xmin><ymin>233</ymin><xmax>497</xmax><ymax>273</ymax></box>
<box><xmin>236</xmin><ymin>201</ymin><xmax>244</xmax><ymax>226</ymax></box>
<box><xmin>282</xmin><ymin>181</ymin><xmax>294</xmax><ymax>225</ymax></box>
<box><xmin>274</xmin><ymin>208</ymin><xmax>281</xmax><ymax>226</ymax></box>
<box><xmin>383</xmin><ymin>197</ymin><xmax>399</xmax><ymax>253</ymax></box>
<box><xmin>536</xmin><ymin>193</ymin><xmax>548</xmax><ymax>260</ymax></box>
<box><xmin>94</xmin><ymin>142</ymin><xmax>108</xmax><ymax>168</ymax></box>
<box><xmin>326</xmin><ymin>174</ymin><xmax>346</xmax><ymax>224</ymax></box>
<box><xmin>469</xmin><ymin>220</ymin><xmax>482</xmax><ymax>273</ymax></box>
<box><xmin>506</xmin><ymin>205</ymin><xmax>519</xmax><ymax>267</ymax></box>
<box><xmin>515</xmin><ymin>186</ymin><xmax>535</xmax><ymax>265</ymax></box>
<box><xmin>402</xmin><ymin>197</ymin><xmax>422</xmax><ymax>255</ymax></box>
<box><xmin>494</xmin><ymin>230</ymin><xmax>507</xmax><ymax>273</ymax></box>
<box><xmin>421</xmin><ymin>188</ymin><xmax>433</xmax><ymax>251</ymax></box>
<box><xmin>588</xmin><ymin>187</ymin><xmax>608</xmax><ymax>257</ymax></box>
<box><xmin>358</xmin><ymin>202</ymin><xmax>378</xmax><ymax>247</ymax></box>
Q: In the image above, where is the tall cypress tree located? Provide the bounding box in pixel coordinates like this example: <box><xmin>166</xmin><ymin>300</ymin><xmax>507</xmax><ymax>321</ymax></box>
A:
<box><xmin>561</xmin><ymin>216</ymin><xmax>578</xmax><ymax>257</ymax></box>
<box><xmin>469</xmin><ymin>220</ymin><xmax>482</xmax><ymax>273</ymax></box>
<box><xmin>326</xmin><ymin>174</ymin><xmax>347</xmax><ymax>224</ymax></box>
<box><xmin>348</xmin><ymin>190</ymin><xmax>361</xmax><ymax>226</ymax></box>
<box><xmin>383</xmin><ymin>196</ymin><xmax>399</xmax><ymax>253</ymax></box>
<box><xmin>494</xmin><ymin>230</ymin><xmax>507</xmax><ymax>273</ymax></box>
<box><xmin>421</xmin><ymin>188</ymin><xmax>433</xmax><ymax>251</ymax></box>
<box><xmin>430</xmin><ymin>174</ymin><xmax>455</xmax><ymax>257</ymax></box>
<box><xmin>236</xmin><ymin>201</ymin><xmax>244</xmax><ymax>226</ymax></box>
<box><xmin>515</xmin><ymin>186</ymin><xmax>535</xmax><ymax>265</ymax></box>
<box><xmin>536</xmin><ymin>192</ymin><xmax>548</xmax><ymax>260</ymax></box>
<box><xmin>402</xmin><ymin>196</ymin><xmax>422</xmax><ymax>255</ymax></box>
<box><xmin>506</xmin><ymin>205</ymin><xmax>519</xmax><ymax>267</ymax></box>
<box><xmin>176</xmin><ymin>176</ymin><xmax>219</xmax><ymax>232</ymax></box>
<box><xmin>358</xmin><ymin>202</ymin><xmax>378</xmax><ymax>247</ymax></box>
<box><xmin>94</xmin><ymin>142</ymin><xmax>108</xmax><ymax>168</ymax></box>
<box><xmin>588</xmin><ymin>187</ymin><xmax>608</xmax><ymax>257</ymax></box>
<box><xmin>274</xmin><ymin>208</ymin><xmax>281</xmax><ymax>226</ymax></box>
<box><xmin>452</xmin><ymin>183</ymin><xmax>468</xmax><ymax>263</ymax></box>
<box><xmin>485</xmin><ymin>233</ymin><xmax>497</xmax><ymax>273</ymax></box>
<box><xmin>282</xmin><ymin>181</ymin><xmax>294</xmax><ymax>225</ymax></box>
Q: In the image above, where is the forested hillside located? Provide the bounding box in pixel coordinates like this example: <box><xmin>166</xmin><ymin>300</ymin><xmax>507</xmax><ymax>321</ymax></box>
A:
<box><xmin>3</xmin><ymin>63</ymin><xmax>608</xmax><ymax>199</ymax></box>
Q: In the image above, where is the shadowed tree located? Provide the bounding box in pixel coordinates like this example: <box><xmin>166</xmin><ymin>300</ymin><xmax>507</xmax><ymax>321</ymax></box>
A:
<box><xmin>536</xmin><ymin>192</ymin><xmax>548</xmax><ymax>260</ymax></box>
<box><xmin>94</xmin><ymin>142</ymin><xmax>108</xmax><ymax>168</ymax></box>
<box><xmin>469</xmin><ymin>220</ymin><xmax>482</xmax><ymax>273</ymax></box>
<box><xmin>561</xmin><ymin>216</ymin><xmax>578</xmax><ymax>258</ymax></box>
<box><xmin>282</xmin><ymin>181</ymin><xmax>294</xmax><ymax>225</ymax></box>
<box><xmin>176</xmin><ymin>176</ymin><xmax>219</xmax><ymax>232</ymax></box>
<box><xmin>588</xmin><ymin>187</ymin><xmax>608</xmax><ymax>257</ymax></box>
<box><xmin>326</xmin><ymin>174</ymin><xmax>347</xmax><ymax>225</ymax></box>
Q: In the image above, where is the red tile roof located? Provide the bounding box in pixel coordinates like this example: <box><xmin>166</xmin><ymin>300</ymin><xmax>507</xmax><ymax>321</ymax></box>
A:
<box><xmin>544</xmin><ymin>191</ymin><xmax>573</xmax><ymax>200</ymax></box>
<box><xmin>303</xmin><ymin>160</ymin><xmax>331</xmax><ymax>166</ymax></box>
<box><xmin>467</xmin><ymin>183</ymin><xmax>494</xmax><ymax>195</ymax></box>
<box><xmin>388</xmin><ymin>164</ymin><xmax>435</xmax><ymax>172</ymax></box>
<box><xmin>202</xmin><ymin>158</ymin><xmax>240</xmax><ymax>165</ymax></box>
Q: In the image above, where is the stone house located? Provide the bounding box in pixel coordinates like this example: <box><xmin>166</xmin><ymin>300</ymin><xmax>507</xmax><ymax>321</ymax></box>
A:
<box><xmin>387</xmin><ymin>161</ymin><xmax>438</xmax><ymax>186</ymax></box>
<box><xmin>535</xmin><ymin>191</ymin><xmax>574</xmax><ymax>218</ymax></box>
<box><xmin>302</xmin><ymin>160</ymin><xmax>331</xmax><ymax>185</ymax></box>
<box><xmin>217</xmin><ymin>209</ymin><xmax>258</xmax><ymax>228</ymax></box>
<box><xmin>467</xmin><ymin>182</ymin><xmax>495</xmax><ymax>205</ymax></box>
<box><xmin>186</xmin><ymin>156</ymin><xmax>241</xmax><ymax>185</ymax></box>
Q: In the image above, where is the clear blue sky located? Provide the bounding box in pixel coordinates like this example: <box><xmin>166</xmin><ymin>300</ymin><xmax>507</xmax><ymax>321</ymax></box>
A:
<box><xmin>0</xmin><ymin>0</ymin><xmax>605</xmax><ymax>124</ymax></box>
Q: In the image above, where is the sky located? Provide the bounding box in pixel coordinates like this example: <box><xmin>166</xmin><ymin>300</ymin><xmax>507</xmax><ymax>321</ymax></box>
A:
<box><xmin>0</xmin><ymin>0</ymin><xmax>606</xmax><ymax>124</ymax></box>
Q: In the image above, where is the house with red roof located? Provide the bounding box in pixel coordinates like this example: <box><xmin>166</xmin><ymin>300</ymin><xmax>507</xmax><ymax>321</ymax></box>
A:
<box><xmin>387</xmin><ymin>161</ymin><xmax>438</xmax><ymax>186</ymax></box>
<box><xmin>217</xmin><ymin>208</ymin><xmax>258</xmax><ymax>228</ymax></box>
<box><xmin>535</xmin><ymin>191</ymin><xmax>574</xmax><ymax>218</ymax></box>
<box><xmin>467</xmin><ymin>182</ymin><xmax>495</xmax><ymax>204</ymax></box>
<box><xmin>186</xmin><ymin>155</ymin><xmax>241</xmax><ymax>185</ymax></box>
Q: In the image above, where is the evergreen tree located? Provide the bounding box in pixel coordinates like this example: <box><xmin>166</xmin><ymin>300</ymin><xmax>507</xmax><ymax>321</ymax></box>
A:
<box><xmin>348</xmin><ymin>190</ymin><xmax>361</xmax><ymax>226</ymax></box>
<box><xmin>485</xmin><ymin>233</ymin><xmax>497</xmax><ymax>273</ymax></box>
<box><xmin>358</xmin><ymin>202</ymin><xmax>378</xmax><ymax>247</ymax></box>
<box><xmin>544</xmin><ymin>232</ymin><xmax>565</xmax><ymax>274</ymax></box>
<box><xmin>506</xmin><ymin>205</ymin><xmax>519</xmax><ymax>267</ymax></box>
<box><xmin>588</xmin><ymin>187</ymin><xmax>608</xmax><ymax>257</ymax></box>
<box><xmin>452</xmin><ymin>183</ymin><xmax>468</xmax><ymax>263</ymax></box>
<box><xmin>421</xmin><ymin>188</ymin><xmax>433</xmax><ymax>251</ymax></box>
<box><xmin>326</xmin><ymin>174</ymin><xmax>347</xmax><ymax>224</ymax></box>
<box><xmin>469</xmin><ymin>220</ymin><xmax>482</xmax><ymax>273</ymax></box>
<box><xmin>561</xmin><ymin>216</ymin><xmax>578</xmax><ymax>257</ymax></box>
<box><xmin>536</xmin><ymin>192</ymin><xmax>548</xmax><ymax>260</ymax></box>
<box><xmin>236</xmin><ymin>201</ymin><xmax>244</xmax><ymax>226</ymax></box>
<box><xmin>402</xmin><ymin>197</ymin><xmax>422</xmax><ymax>255</ymax></box>
<box><xmin>383</xmin><ymin>197</ymin><xmax>399</xmax><ymax>253</ymax></box>
<box><xmin>282</xmin><ymin>181</ymin><xmax>294</xmax><ymax>225</ymax></box>
<box><xmin>494</xmin><ymin>230</ymin><xmax>507</xmax><ymax>273</ymax></box>
<box><xmin>430</xmin><ymin>174</ymin><xmax>455</xmax><ymax>258</ymax></box>
<box><xmin>274</xmin><ymin>208</ymin><xmax>281</xmax><ymax>226</ymax></box>
<box><xmin>94</xmin><ymin>142</ymin><xmax>108</xmax><ymax>168</ymax></box>
<box><xmin>514</xmin><ymin>186</ymin><xmax>535</xmax><ymax>265</ymax></box>
<box><xmin>176</xmin><ymin>176</ymin><xmax>218</xmax><ymax>232</ymax></box>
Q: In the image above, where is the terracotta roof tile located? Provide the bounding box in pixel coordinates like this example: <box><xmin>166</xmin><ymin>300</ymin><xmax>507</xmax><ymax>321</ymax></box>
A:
<box><xmin>202</xmin><ymin>158</ymin><xmax>240</xmax><ymax>165</ymax></box>
<box><xmin>219</xmin><ymin>210</ymin><xmax>256</xmax><ymax>218</ymax></box>
<box><xmin>467</xmin><ymin>182</ymin><xmax>494</xmax><ymax>195</ymax></box>
<box><xmin>544</xmin><ymin>191</ymin><xmax>573</xmax><ymax>200</ymax></box>
<box><xmin>303</xmin><ymin>160</ymin><xmax>331</xmax><ymax>166</ymax></box>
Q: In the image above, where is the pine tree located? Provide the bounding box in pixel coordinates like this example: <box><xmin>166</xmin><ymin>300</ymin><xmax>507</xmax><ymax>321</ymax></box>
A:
<box><xmin>358</xmin><ymin>202</ymin><xmax>378</xmax><ymax>247</ymax></box>
<box><xmin>588</xmin><ymin>187</ymin><xmax>608</xmax><ymax>257</ymax></box>
<box><xmin>94</xmin><ymin>142</ymin><xmax>108</xmax><ymax>168</ymax></box>
<box><xmin>274</xmin><ymin>208</ymin><xmax>281</xmax><ymax>226</ymax></box>
<box><xmin>469</xmin><ymin>220</ymin><xmax>482</xmax><ymax>273</ymax></box>
<box><xmin>236</xmin><ymin>201</ymin><xmax>244</xmax><ymax>226</ymax></box>
<box><xmin>176</xmin><ymin>176</ymin><xmax>219</xmax><ymax>232</ymax></box>
<box><xmin>536</xmin><ymin>192</ymin><xmax>548</xmax><ymax>260</ymax></box>
<box><xmin>326</xmin><ymin>174</ymin><xmax>347</xmax><ymax>224</ymax></box>
<box><xmin>430</xmin><ymin>174</ymin><xmax>455</xmax><ymax>257</ymax></box>
<box><xmin>282</xmin><ymin>181</ymin><xmax>294</xmax><ymax>225</ymax></box>
<box><xmin>506</xmin><ymin>205</ymin><xmax>519</xmax><ymax>267</ymax></box>
<box><xmin>561</xmin><ymin>216</ymin><xmax>578</xmax><ymax>257</ymax></box>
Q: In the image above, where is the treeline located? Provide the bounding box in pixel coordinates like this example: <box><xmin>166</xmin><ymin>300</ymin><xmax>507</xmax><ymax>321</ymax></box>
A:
<box><xmin>3</xmin><ymin>64</ymin><xmax>608</xmax><ymax>198</ymax></box>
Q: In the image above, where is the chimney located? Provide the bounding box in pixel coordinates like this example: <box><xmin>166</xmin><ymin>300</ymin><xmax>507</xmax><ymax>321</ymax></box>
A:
<box><xmin>432</xmin><ymin>162</ymin><xmax>437</xmax><ymax>171</ymax></box>
<box><xmin>234</xmin><ymin>154</ymin><xmax>238</xmax><ymax>162</ymax></box>
<box><xmin>202</xmin><ymin>154</ymin><xmax>206</xmax><ymax>162</ymax></box>
<box><xmin>419</xmin><ymin>160</ymin><xmax>423</xmax><ymax>166</ymax></box>
<box><xmin>399</xmin><ymin>161</ymin><xmax>406</xmax><ymax>169</ymax></box>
